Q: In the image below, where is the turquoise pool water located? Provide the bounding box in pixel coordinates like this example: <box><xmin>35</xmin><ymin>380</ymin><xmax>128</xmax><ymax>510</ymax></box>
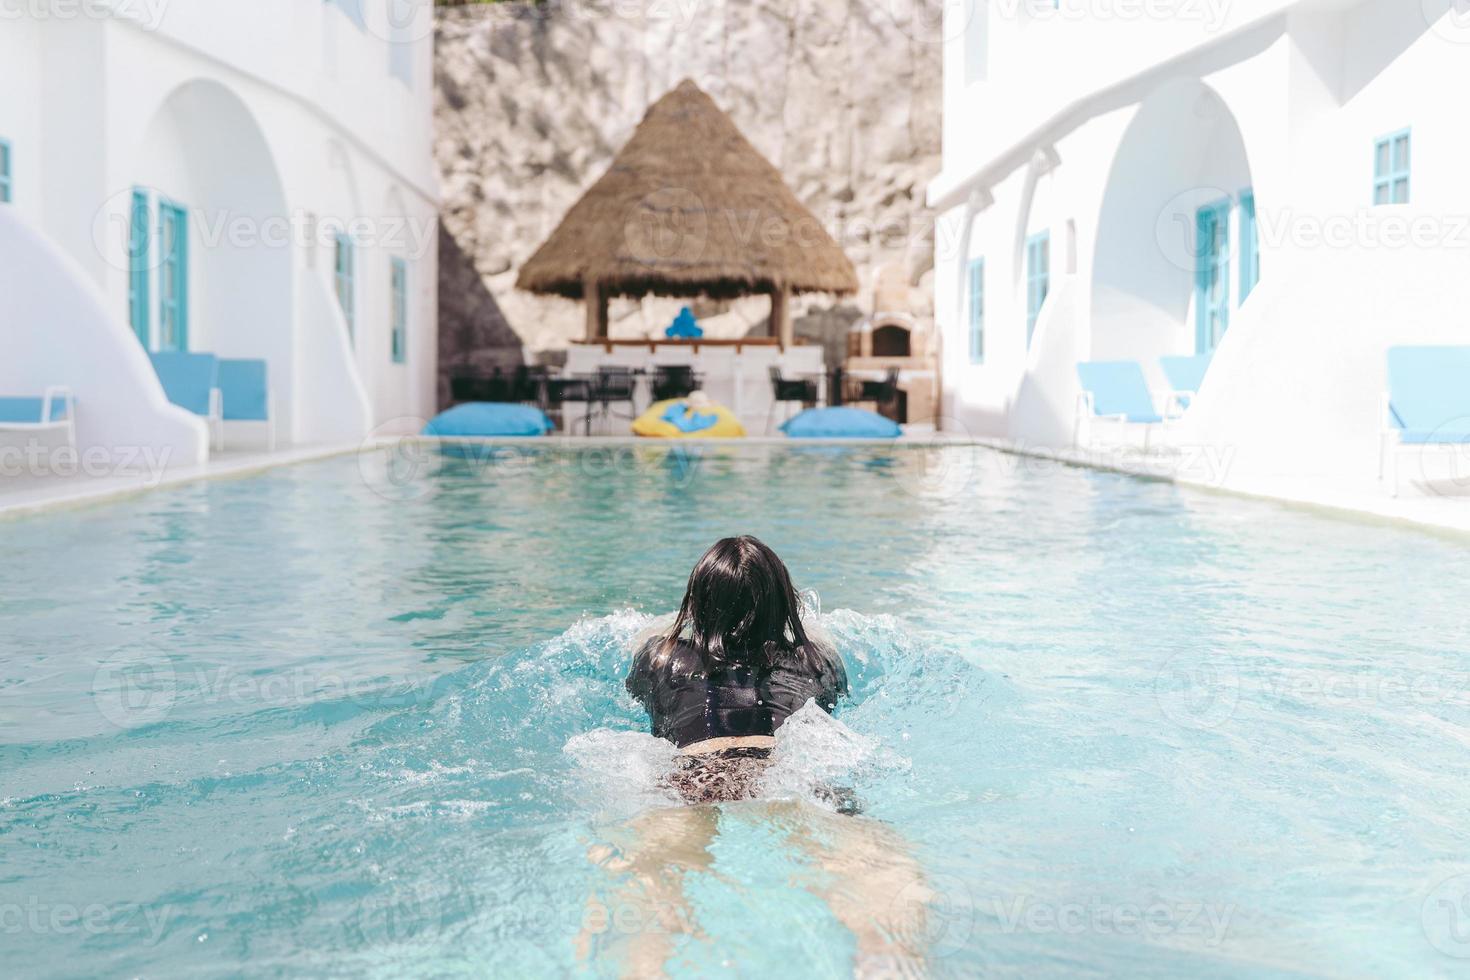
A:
<box><xmin>4</xmin><ymin>444</ymin><xmax>1470</xmax><ymax>977</ymax></box>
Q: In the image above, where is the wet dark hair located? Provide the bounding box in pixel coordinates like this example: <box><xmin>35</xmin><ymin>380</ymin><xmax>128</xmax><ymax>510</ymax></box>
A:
<box><xmin>663</xmin><ymin>535</ymin><xmax>810</xmax><ymax>671</ymax></box>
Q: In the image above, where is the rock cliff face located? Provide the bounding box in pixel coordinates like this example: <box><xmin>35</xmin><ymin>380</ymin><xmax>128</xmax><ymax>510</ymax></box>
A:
<box><xmin>434</xmin><ymin>0</ymin><xmax>942</xmax><ymax>402</ymax></box>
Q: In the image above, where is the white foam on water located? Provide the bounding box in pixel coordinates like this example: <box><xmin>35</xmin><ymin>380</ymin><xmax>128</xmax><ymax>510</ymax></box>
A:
<box><xmin>562</xmin><ymin>727</ymin><xmax>680</xmax><ymax>815</ymax></box>
<box><xmin>760</xmin><ymin>700</ymin><xmax>909</xmax><ymax>807</ymax></box>
<box><xmin>551</xmin><ymin>606</ymin><xmax>929</xmax><ymax>815</ymax></box>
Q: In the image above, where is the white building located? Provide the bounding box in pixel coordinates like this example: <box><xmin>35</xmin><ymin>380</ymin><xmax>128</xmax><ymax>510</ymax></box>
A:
<box><xmin>0</xmin><ymin>0</ymin><xmax>438</xmax><ymax>468</ymax></box>
<box><xmin>930</xmin><ymin>0</ymin><xmax>1470</xmax><ymax>496</ymax></box>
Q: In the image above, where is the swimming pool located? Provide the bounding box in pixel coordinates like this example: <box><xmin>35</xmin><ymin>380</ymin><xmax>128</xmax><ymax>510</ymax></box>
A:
<box><xmin>3</xmin><ymin>443</ymin><xmax>1470</xmax><ymax>977</ymax></box>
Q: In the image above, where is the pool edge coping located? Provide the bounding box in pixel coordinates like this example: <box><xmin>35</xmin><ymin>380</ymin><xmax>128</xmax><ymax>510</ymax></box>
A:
<box><xmin>3</xmin><ymin>433</ymin><xmax>1468</xmax><ymax>540</ymax></box>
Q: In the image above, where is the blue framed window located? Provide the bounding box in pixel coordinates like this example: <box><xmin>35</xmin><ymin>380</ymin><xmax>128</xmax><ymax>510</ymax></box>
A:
<box><xmin>1239</xmin><ymin>190</ymin><xmax>1259</xmax><ymax>303</ymax></box>
<box><xmin>967</xmin><ymin>258</ymin><xmax>985</xmax><ymax>363</ymax></box>
<box><xmin>1025</xmin><ymin>231</ymin><xmax>1050</xmax><ymax>348</ymax></box>
<box><xmin>325</xmin><ymin>0</ymin><xmax>365</xmax><ymax>30</ymax></box>
<box><xmin>1373</xmin><ymin>129</ymin><xmax>1410</xmax><ymax>205</ymax></box>
<box><xmin>157</xmin><ymin>200</ymin><xmax>189</xmax><ymax>352</ymax></box>
<box><xmin>1194</xmin><ymin>199</ymin><xmax>1230</xmax><ymax>354</ymax></box>
<box><xmin>390</xmin><ymin>257</ymin><xmax>408</xmax><ymax>364</ymax></box>
<box><xmin>0</xmin><ymin>139</ymin><xmax>11</xmax><ymax>203</ymax></box>
<box><xmin>128</xmin><ymin>189</ymin><xmax>151</xmax><ymax>346</ymax></box>
<box><xmin>334</xmin><ymin>232</ymin><xmax>356</xmax><ymax>342</ymax></box>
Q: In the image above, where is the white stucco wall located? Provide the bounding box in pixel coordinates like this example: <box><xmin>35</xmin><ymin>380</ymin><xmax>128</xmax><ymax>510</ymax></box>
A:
<box><xmin>0</xmin><ymin>209</ymin><xmax>207</xmax><ymax>465</ymax></box>
<box><xmin>0</xmin><ymin>0</ymin><xmax>439</xmax><ymax>464</ymax></box>
<box><xmin>1178</xmin><ymin>208</ymin><xmax>1470</xmax><ymax>491</ymax></box>
<box><xmin>932</xmin><ymin>0</ymin><xmax>1470</xmax><ymax>502</ymax></box>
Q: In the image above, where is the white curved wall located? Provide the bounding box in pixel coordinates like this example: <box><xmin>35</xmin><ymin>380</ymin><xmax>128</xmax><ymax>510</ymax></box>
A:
<box><xmin>133</xmin><ymin>79</ymin><xmax>297</xmax><ymax>434</ymax></box>
<box><xmin>0</xmin><ymin>210</ymin><xmax>207</xmax><ymax>465</ymax></box>
<box><xmin>1090</xmin><ymin>80</ymin><xmax>1253</xmax><ymax>367</ymax></box>
<box><xmin>0</xmin><ymin>4</ymin><xmax>439</xmax><ymax>458</ymax></box>
<box><xmin>1006</xmin><ymin>273</ymin><xmax>1087</xmax><ymax>448</ymax></box>
<box><xmin>1177</xmin><ymin>208</ymin><xmax>1470</xmax><ymax>492</ymax></box>
<box><xmin>295</xmin><ymin>271</ymin><xmax>373</xmax><ymax>445</ymax></box>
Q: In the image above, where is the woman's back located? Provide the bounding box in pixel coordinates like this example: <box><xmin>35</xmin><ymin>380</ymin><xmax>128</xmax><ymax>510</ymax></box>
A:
<box><xmin>626</xmin><ymin>635</ymin><xmax>847</xmax><ymax>748</ymax></box>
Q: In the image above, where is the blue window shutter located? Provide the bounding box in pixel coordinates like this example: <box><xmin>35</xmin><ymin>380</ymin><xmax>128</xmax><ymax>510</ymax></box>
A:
<box><xmin>1373</xmin><ymin>129</ymin><xmax>1410</xmax><ymax>205</ymax></box>
<box><xmin>0</xmin><ymin>139</ymin><xmax>11</xmax><ymax>204</ymax></box>
<box><xmin>1239</xmin><ymin>191</ymin><xmax>1259</xmax><ymax>303</ymax></box>
<box><xmin>1194</xmin><ymin>200</ymin><xmax>1230</xmax><ymax>354</ymax></box>
<box><xmin>129</xmin><ymin>189</ymin><xmax>151</xmax><ymax>347</ymax></box>
<box><xmin>158</xmin><ymin>200</ymin><xmax>189</xmax><ymax>352</ymax></box>
<box><xmin>1026</xmin><ymin>232</ymin><xmax>1050</xmax><ymax>349</ymax></box>
<box><xmin>335</xmin><ymin>233</ymin><xmax>355</xmax><ymax>342</ymax></box>
<box><xmin>390</xmin><ymin>257</ymin><xmax>408</xmax><ymax>364</ymax></box>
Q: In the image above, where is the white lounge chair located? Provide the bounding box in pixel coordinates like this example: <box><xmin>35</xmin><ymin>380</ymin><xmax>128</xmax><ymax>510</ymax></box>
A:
<box><xmin>1380</xmin><ymin>346</ymin><xmax>1470</xmax><ymax>496</ymax></box>
<box><xmin>218</xmin><ymin>358</ymin><xmax>276</xmax><ymax>451</ymax></box>
<box><xmin>149</xmin><ymin>352</ymin><xmax>223</xmax><ymax>451</ymax></box>
<box><xmin>0</xmin><ymin>386</ymin><xmax>77</xmax><ymax>451</ymax></box>
<box><xmin>1074</xmin><ymin>360</ymin><xmax>1180</xmax><ymax>451</ymax></box>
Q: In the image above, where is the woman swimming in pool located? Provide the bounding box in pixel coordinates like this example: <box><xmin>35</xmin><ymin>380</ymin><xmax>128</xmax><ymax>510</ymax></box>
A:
<box><xmin>624</xmin><ymin>535</ymin><xmax>848</xmax><ymax>805</ymax></box>
<box><xmin>582</xmin><ymin>537</ymin><xmax>929</xmax><ymax>975</ymax></box>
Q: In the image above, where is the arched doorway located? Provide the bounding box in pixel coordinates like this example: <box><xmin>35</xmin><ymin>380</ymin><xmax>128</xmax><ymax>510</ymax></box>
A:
<box><xmin>1090</xmin><ymin>79</ymin><xmax>1255</xmax><ymax>364</ymax></box>
<box><xmin>131</xmin><ymin>80</ymin><xmax>294</xmax><ymax>436</ymax></box>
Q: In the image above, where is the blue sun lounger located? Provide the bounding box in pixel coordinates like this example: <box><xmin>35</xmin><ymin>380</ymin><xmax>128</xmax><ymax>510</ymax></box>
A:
<box><xmin>1074</xmin><ymin>360</ymin><xmax>1175</xmax><ymax>450</ymax></box>
<box><xmin>1159</xmin><ymin>353</ymin><xmax>1212</xmax><ymax>411</ymax></box>
<box><xmin>150</xmin><ymin>352</ymin><xmax>222</xmax><ymax>450</ymax></box>
<box><xmin>218</xmin><ymin>358</ymin><xmax>276</xmax><ymax>451</ymax></box>
<box><xmin>1381</xmin><ymin>346</ymin><xmax>1470</xmax><ymax>496</ymax></box>
<box><xmin>0</xmin><ymin>387</ymin><xmax>76</xmax><ymax>450</ymax></box>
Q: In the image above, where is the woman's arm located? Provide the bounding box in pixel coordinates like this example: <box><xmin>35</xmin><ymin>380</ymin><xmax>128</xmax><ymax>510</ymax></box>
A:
<box><xmin>625</xmin><ymin>636</ymin><xmax>655</xmax><ymax>706</ymax></box>
<box><xmin>817</xmin><ymin>642</ymin><xmax>849</xmax><ymax>711</ymax></box>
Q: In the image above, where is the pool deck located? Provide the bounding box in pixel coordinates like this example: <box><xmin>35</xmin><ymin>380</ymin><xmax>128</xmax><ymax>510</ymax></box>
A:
<box><xmin>968</xmin><ymin>437</ymin><xmax>1470</xmax><ymax>537</ymax></box>
<box><xmin>0</xmin><ymin>443</ymin><xmax>366</xmax><ymax>519</ymax></box>
<box><xmin>2</xmin><ymin>433</ymin><xmax>1468</xmax><ymax>537</ymax></box>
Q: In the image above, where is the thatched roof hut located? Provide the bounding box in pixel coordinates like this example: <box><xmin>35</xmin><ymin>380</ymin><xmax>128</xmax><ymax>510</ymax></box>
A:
<box><xmin>515</xmin><ymin>79</ymin><xmax>858</xmax><ymax>345</ymax></box>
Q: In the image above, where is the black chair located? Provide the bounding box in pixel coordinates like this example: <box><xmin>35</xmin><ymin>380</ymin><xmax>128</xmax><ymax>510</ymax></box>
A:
<box><xmin>767</xmin><ymin>366</ymin><xmax>818</xmax><ymax>433</ymax></box>
<box><xmin>512</xmin><ymin>365</ymin><xmax>547</xmax><ymax>405</ymax></box>
<box><xmin>542</xmin><ymin>376</ymin><xmax>592</xmax><ymax>434</ymax></box>
<box><xmin>651</xmin><ymin>364</ymin><xmax>701</xmax><ymax>401</ymax></box>
<box><xmin>858</xmin><ymin>368</ymin><xmax>901</xmax><ymax>408</ymax></box>
<box><xmin>587</xmin><ymin>367</ymin><xmax>638</xmax><ymax>433</ymax></box>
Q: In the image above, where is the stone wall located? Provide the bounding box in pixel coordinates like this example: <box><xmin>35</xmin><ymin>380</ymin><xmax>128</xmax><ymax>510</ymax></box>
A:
<box><xmin>434</xmin><ymin>0</ymin><xmax>943</xmax><ymax>405</ymax></box>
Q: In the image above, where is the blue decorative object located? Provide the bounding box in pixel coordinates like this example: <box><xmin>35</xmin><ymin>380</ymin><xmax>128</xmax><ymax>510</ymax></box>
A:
<box><xmin>665</xmin><ymin>306</ymin><xmax>703</xmax><ymax>339</ymax></box>
<box><xmin>660</xmin><ymin>401</ymin><xmax>718</xmax><ymax>433</ymax></box>
<box><xmin>423</xmin><ymin>403</ymin><xmax>553</xmax><ymax>438</ymax></box>
<box><xmin>780</xmin><ymin>406</ymin><xmax>901</xmax><ymax>439</ymax></box>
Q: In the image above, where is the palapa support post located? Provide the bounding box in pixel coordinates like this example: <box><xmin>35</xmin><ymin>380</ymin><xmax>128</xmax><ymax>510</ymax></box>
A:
<box><xmin>584</xmin><ymin>277</ymin><xmax>608</xmax><ymax>341</ymax></box>
<box><xmin>770</xmin><ymin>284</ymin><xmax>793</xmax><ymax>350</ymax></box>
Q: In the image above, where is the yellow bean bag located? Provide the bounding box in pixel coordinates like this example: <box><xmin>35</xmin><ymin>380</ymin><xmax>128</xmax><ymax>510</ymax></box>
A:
<box><xmin>632</xmin><ymin>398</ymin><xmax>746</xmax><ymax>438</ymax></box>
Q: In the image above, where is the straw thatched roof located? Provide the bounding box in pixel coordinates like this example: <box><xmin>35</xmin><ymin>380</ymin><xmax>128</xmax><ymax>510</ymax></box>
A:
<box><xmin>515</xmin><ymin>79</ymin><xmax>858</xmax><ymax>301</ymax></box>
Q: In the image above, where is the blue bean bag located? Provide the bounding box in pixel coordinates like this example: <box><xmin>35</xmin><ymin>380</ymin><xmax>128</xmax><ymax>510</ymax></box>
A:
<box><xmin>780</xmin><ymin>406</ymin><xmax>901</xmax><ymax>439</ymax></box>
<box><xmin>422</xmin><ymin>403</ymin><xmax>553</xmax><ymax>438</ymax></box>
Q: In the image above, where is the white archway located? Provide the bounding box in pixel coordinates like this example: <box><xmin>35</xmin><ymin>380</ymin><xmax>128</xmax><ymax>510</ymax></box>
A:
<box><xmin>132</xmin><ymin>79</ymin><xmax>295</xmax><ymax>439</ymax></box>
<box><xmin>1089</xmin><ymin>78</ymin><xmax>1254</xmax><ymax>365</ymax></box>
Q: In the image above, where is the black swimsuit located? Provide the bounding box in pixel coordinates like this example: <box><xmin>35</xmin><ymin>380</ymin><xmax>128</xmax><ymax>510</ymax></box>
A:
<box><xmin>625</xmin><ymin>637</ymin><xmax>849</xmax><ymax>805</ymax></box>
<box><xmin>625</xmin><ymin>637</ymin><xmax>848</xmax><ymax>747</ymax></box>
